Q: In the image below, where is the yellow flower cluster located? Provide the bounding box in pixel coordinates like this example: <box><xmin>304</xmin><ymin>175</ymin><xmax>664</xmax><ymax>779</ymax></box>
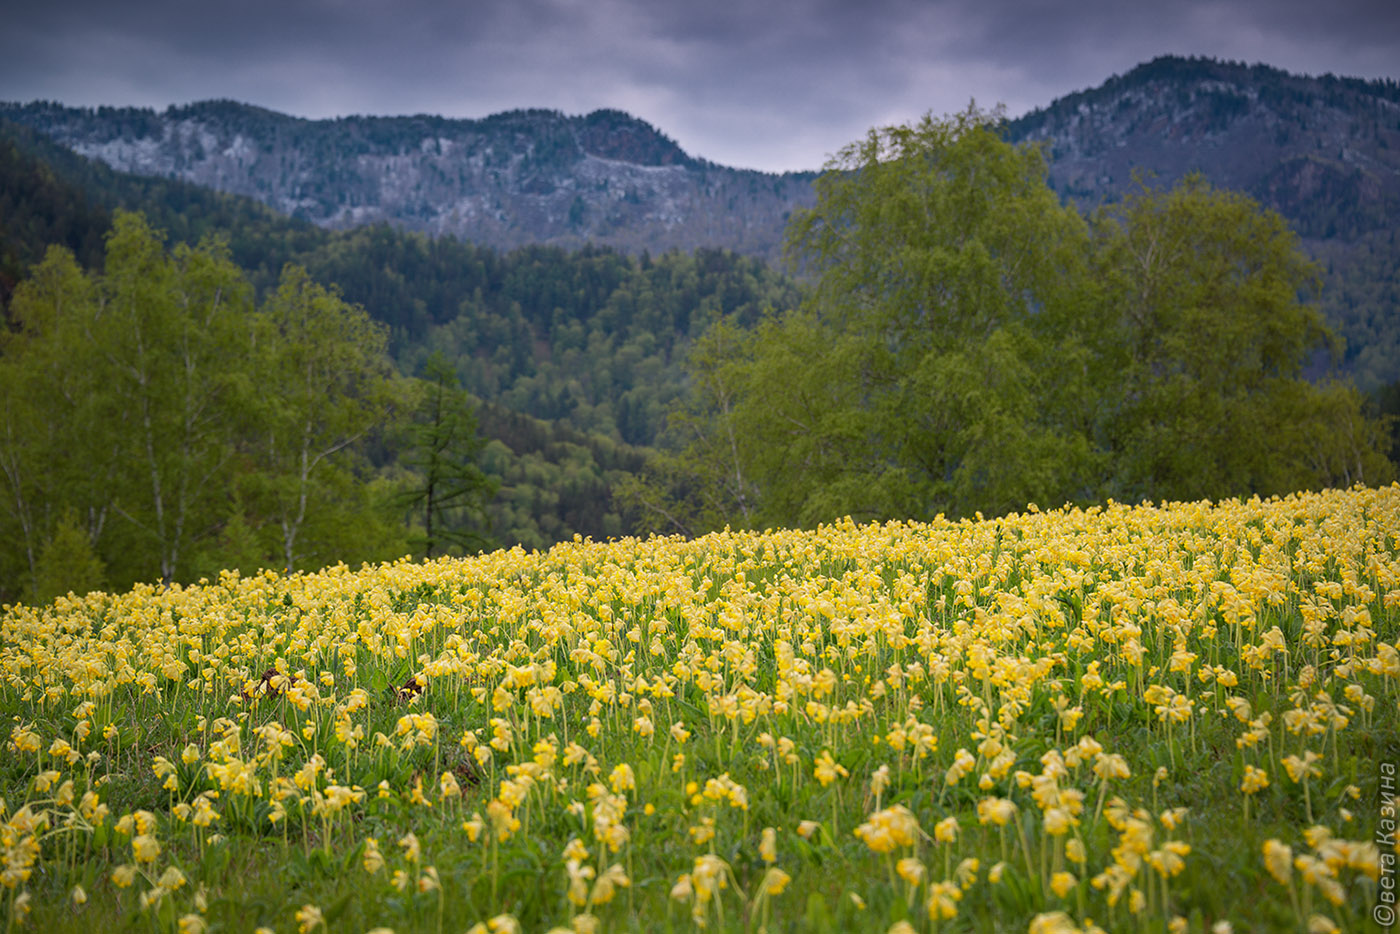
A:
<box><xmin>0</xmin><ymin>484</ymin><xmax>1395</xmax><ymax>931</ymax></box>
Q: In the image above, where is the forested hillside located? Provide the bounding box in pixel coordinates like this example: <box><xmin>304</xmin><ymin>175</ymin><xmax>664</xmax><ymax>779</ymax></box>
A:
<box><xmin>0</xmin><ymin>121</ymin><xmax>801</xmax><ymax>602</ymax></box>
<box><xmin>1</xmin><ymin>120</ymin><xmax>798</xmax><ymax>446</ymax></box>
<box><xmin>1005</xmin><ymin>55</ymin><xmax>1400</xmax><ymax>389</ymax></box>
<box><xmin>0</xmin><ymin>101</ymin><xmax>815</xmax><ymax>260</ymax></box>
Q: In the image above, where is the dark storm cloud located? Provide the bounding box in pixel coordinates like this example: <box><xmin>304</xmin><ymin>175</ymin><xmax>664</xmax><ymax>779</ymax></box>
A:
<box><xmin>3</xmin><ymin>0</ymin><xmax>1396</xmax><ymax>171</ymax></box>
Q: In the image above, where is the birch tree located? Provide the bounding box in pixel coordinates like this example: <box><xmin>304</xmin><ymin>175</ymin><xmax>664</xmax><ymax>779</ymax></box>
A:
<box><xmin>250</xmin><ymin>265</ymin><xmax>398</xmax><ymax>572</ymax></box>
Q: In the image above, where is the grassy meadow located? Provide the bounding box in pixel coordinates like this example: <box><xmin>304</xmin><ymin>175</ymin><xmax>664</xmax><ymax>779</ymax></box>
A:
<box><xmin>1</xmin><ymin>485</ymin><xmax>1396</xmax><ymax>933</ymax></box>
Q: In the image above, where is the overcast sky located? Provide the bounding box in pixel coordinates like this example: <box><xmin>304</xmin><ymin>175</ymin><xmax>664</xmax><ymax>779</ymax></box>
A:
<box><xmin>3</xmin><ymin>0</ymin><xmax>1396</xmax><ymax>172</ymax></box>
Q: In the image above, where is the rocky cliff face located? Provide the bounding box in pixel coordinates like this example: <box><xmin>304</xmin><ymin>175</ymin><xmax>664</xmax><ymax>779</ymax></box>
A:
<box><xmin>0</xmin><ymin>101</ymin><xmax>815</xmax><ymax>260</ymax></box>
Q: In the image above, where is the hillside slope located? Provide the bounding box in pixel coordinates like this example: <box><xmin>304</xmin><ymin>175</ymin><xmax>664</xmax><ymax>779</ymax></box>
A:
<box><xmin>0</xmin><ymin>102</ymin><xmax>814</xmax><ymax>261</ymax></box>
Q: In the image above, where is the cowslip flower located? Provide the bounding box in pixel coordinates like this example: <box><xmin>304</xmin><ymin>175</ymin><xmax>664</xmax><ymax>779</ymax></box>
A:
<box><xmin>926</xmin><ymin>880</ymin><xmax>961</xmax><ymax>920</ymax></box>
<box><xmin>363</xmin><ymin>837</ymin><xmax>384</xmax><ymax>873</ymax></box>
<box><xmin>1050</xmin><ymin>871</ymin><xmax>1078</xmax><ymax>898</ymax></box>
<box><xmin>132</xmin><ymin>834</ymin><xmax>161</xmax><ymax>864</ymax></box>
<box><xmin>896</xmin><ymin>857</ymin><xmax>926</xmax><ymax>886</ymax></box>
<box><xmin>977</xmin><ymin>797</ymin><xmax>1017</xmax><ymax>826</ymax></box>
<box><xmin>760</xmin><ymin>827</ymin><xmax>778</xmax><ymax>863</ymax></box>
<box><xmin>295</xmin><ymin>904</ymin><xmax>324</xmax><ymax>933</ymax></box>
<box><xmin>814</xmin><ymin>751</ymin><xmax>848</xmax><ymax>786</ymax></box>
<box><xmin>762</xmin><ymin>867</ymin><xmax>791</xmax><ymax>895</ymax></box>
<box><xmin>1263</xmin><ymin>840</ymin><xmax>1293</xmax><ymax>885</ymax></box>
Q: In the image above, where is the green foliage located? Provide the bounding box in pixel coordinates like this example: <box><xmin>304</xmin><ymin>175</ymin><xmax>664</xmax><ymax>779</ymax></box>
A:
<box><xmin>1091</xmin><ymin>175</ymin><xmax>1393</xmax><ymax>500</ymax></box>
<box><xmin>0</xmin><ymin>122</ymin><xmax>807</xmax><ymax>560</ymax></box>
<box><xmin>614</xmin><ymin>316</ymin><xmax>759</xmax><ymax>537</ymax></box>
<box><xmin>0</xmin><ymin>125</ymin><xmax>108</xmax><ymax>307</ymax></box>
<box><xmin>659</xmin><ymin>108</ymin><xmax>1103</xmax><ymax>527</ymax></box>
<box><xmin>31</xmin><ymin>509</ymin><xmax>105</xmax><ymax>603</ymax></box>
<box><xmin>398</xmin><ymin>353</ymin><xmax>497</xmax><ymax>558</ymax></box>
<box><xmin>1312</xmin><ymin>228</ymin><xmax>1400</xmax><ymax>390</ymax></box>
<box><xmin>245</xmin><ymin>265</ymin><xmax>402</xmax><ymax>572</ymax></box>
<box><xmin>0</xmin><ymin>213</ymin><xmax>410</xmax><ymax>601</ymax></box>
<box><xmin>654</xmin><ymin>111</ymin><xmax>1394</xmax><ymax>532</ymax></box>
<box><xmin>475</xmin><ymin>404</ymin><xmax>644</xmax><ymax>551</ymax></box>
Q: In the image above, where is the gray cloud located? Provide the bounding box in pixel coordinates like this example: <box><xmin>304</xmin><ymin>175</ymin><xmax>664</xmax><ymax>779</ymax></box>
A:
<box><xmin>2</xmin><ymin>0</ymin><xmax>1396</xmax><ymax>171</ymax></box>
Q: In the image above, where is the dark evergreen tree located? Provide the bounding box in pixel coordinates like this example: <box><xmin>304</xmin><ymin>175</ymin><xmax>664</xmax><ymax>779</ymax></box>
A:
<box><xmin>400</xmin><ymin>353</ymin><xmax>497</xmax><ymax>557</ymax></box>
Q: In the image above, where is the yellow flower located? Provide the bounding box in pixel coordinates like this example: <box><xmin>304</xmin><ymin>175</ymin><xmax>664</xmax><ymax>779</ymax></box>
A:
<box><xmin>609</xmin><ymin>763</ymin><xmax>635</xmax><ymax>793</ymax></box>
<box><xmin>295</xmin><ymin>904</ymin><xmax>324</xmax><ymax>933</ymax></box>
<box><xmin>945</xmin><ymin>748</ymin><xmax>976</xmax><ymax>786</ymax></box>
<box><xmin>1043</xmin><ymin>807</ymin><xmax>1074</xmax><ymax>836</ymax></box>
<box><xmin>688</xmin><ymin>818</ymin><xmax>715</xmax><ymax>845</ymax></box>
<box><xmin>925</xmin><ymin>880</ymin><xmax>961</xmax><ymax>920</ymax></box>
<box><xmin>1241</xmin><ymin>765</ymin><xmax>1269</xmax><ymax>794</ymax></box>
<box><xmin>853</xmin><ymin>805</ymin><xmax>920</xmax><ymax>854</ymax></box>
<box><xmin>977</xmin><ymin>796</ymin><xmax>1017</xmax><ymax>826</ymax></box>
<box><xmin>463</xmin><ymin>813</ymin><xmax>485</xmax><ymax>843</ymax></box>
<box><xmin>111</xmin><ymin>864</ymin><xmax>138</xmax><ymax>888</ymax></box>
<box><xmin>762</xmin><ymin>867</ymin><xmax>791</xmax><ymax>895</ymax></box>
<box><xmin>1066</xmin><ymin>838</ymin><xmax>1087</xmax><ymax>864</ymax></box>
<box><xmin>1282</xmin><ymin>752</ymin><xmax>1322</xmax><ymax>783</ymax></box>
<box><xmin>363</xmin><ymin>837</ymin><xmax>384</xmax><ymax>873</ymax></box>
<box><xmin>955</xmin><ymin>857</ymin><xmax>980</xmax><ymax>889</ymax></box>
<box><xmin>1028</xmin><ymin>914</ymin><xmax>1080</xmax><ymax>934</ymax></box>
<box><xmin>1263</xmin><ymin>840</ymin><xmax>1293</xmax><ymax>885</ymax></box>
<box><xmin>870</xmin><ymin>764</ymin><xmax>891</xmax><ymax>800</ymax></box>
<box><xmin>487</xmin><ymin>912</ymin><xmax>521</xmax><ymax>933</ymax></box>
<box><xmin>814</xmin><ymin>750</ymin><xmax>848</xmax><ymax>786</ymax></box>
<box><xmin>896</xmin><ymin>857</ymin><xmax>925</xmax><ymax>886</ymax></box>
<box><xmin>132</xmin><ymin>833</ymin><xmax>161</xmax><ymax>864</ymax></box>
<box><xmin>1050</xmin><ymin>871</ymin><xmax>1078</xmax><ymax>898</ymax></box>
<box><xmin>759</xmin><ymin>827</ymin><xmax>777</xmax><ymax>863</ymax></box>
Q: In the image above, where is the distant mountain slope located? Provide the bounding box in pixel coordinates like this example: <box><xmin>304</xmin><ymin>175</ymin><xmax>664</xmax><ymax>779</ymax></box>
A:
<box><xmin>0</xmin><ymin>101</ymin><xmax>815</xmax><ymax>260</ymax></box>
<box><xmin>1005</xmin><ymin>55</ymin><xmax>1400</xmax><ymax>239</ymax></box>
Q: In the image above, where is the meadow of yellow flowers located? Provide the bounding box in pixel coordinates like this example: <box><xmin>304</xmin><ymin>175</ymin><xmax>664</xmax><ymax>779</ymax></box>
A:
<box><xmin>2</xmin><ymin>485</ymin><xmax>1395</xmax><ymax>933</ymax></box>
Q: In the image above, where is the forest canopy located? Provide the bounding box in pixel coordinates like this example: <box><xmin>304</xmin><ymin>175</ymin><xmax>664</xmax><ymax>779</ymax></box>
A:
<box><xmin>622</xmin><ymin>108</ymin><xmax>1395</xmax><ymax>535</ymax></box>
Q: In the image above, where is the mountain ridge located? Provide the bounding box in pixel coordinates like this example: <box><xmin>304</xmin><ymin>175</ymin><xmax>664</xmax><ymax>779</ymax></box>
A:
<box><xmin>4</xmin><ymin>54</ymin><xmax>1400</xmax><ymax>386</ymax></box>
<box><xmin>1</xmin><ymin>99</ymin><xmax>814</xmax><ymax>260</ymax></box>
<box><xmin>1005</xmin><ymin>55</ymin><xmax>1400</xmax><ymax>240</ymax></box>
